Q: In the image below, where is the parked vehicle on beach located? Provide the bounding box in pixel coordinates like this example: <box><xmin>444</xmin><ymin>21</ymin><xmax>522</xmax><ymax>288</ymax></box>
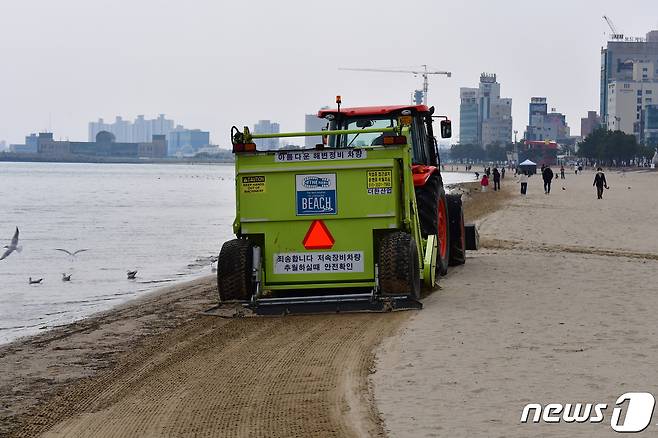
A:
<box><xmin>218</xmin><ymin>102</ymin><xmax>477</xmax><ymax>313</ymax></box>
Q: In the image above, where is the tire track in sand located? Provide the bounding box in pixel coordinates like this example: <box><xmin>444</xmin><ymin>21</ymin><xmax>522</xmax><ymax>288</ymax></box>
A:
<box><xmin>10</xmin><ymin>312</ymin><xmax>405</xmax><ymax>438</ymax></box>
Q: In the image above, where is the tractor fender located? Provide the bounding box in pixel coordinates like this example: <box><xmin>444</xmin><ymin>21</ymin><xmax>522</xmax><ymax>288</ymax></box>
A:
<box><xmin>412</xmin><ymin>165</ymin><xmax>439</xmax><ymax>187</ymax></box>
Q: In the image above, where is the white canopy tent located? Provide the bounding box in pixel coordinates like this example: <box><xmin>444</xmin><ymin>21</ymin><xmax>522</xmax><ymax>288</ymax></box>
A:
<box><xmin>519</xmin><ymin>159</ymin><xmax>538</xmax><ymax>175</ymax></box>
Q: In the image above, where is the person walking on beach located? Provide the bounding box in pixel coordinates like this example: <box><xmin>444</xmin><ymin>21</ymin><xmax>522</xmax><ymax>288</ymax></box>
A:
<box><xmin>492</xmin><ymin>167</ymin><xmax>501</xmax><ymax>191</ymax></box>
<box><xmin>501</xmin><ymin>167</ymin><xmax>506</xmax><ymax>179</ymax></box>
<box><xmin>518</xmin><ymin>171</ymin><xmax>528</xmax><ymax>195</ymax></box>
<box><xmin>480</xmin><ymin>174</ymin><xmax>490</xmax><ymax>192</ymax></box>
<box><xmin>560</xmin><ymin>166</ymin><xmax>565</xmax><ymax>179</ymax></box>
<box><xmin>542</xmin><ymin>165</ymin><xmax>554</xmax><ymax>194</ymax></box>
<box><xmin>593</xmin><ymin>167</ymin><xmax>608</xmax><ymax>199</ymax></box>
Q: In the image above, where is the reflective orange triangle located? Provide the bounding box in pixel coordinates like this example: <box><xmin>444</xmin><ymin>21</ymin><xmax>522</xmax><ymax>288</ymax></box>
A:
<box><xmin>303</xmin><ymin>220</ymin><xmax>335</xmax><ymax>250</ymax></box>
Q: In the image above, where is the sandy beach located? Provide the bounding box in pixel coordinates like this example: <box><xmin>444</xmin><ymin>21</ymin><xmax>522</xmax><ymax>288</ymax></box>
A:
<box><xmin>1</xmin><ymin>168</ymin><xmax>656</xmax><ymax>437</ymax></box>
<box><xmin>374</xmin><ymin>168</ymin><xmax>658</xmax><ymax>437</ymax></box>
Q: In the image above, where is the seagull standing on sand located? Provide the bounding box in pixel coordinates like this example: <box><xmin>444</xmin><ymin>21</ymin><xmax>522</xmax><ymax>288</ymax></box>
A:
<box><xmin>1</xmin><ymin>227</ymin><xmax>21</xmax><ymax>261</ymax></box>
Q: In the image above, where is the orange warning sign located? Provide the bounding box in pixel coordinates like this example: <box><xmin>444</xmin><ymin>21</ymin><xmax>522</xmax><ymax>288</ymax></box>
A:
<box><xmin>302</xmin><ymin>220</ymin><xmax>335</xmax><ymax>250</ymax></box>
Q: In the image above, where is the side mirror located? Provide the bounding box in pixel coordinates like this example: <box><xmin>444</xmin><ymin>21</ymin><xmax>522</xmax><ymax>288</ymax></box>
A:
<box><xmin>440</xmin><ymin>120</ymin><xmax>452</xmax><ymax>139</ymax></box>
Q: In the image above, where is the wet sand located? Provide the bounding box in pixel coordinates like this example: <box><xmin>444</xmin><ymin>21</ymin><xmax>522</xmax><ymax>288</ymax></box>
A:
<box><xmin>0</xmin><ymin>176</ymin><xmax>534</xmax><ymax>437</ymax></box>
<box><xmin>373</xmin><ymin>169</ymin><xmax>658</xmax><ymax>437</ymax></box>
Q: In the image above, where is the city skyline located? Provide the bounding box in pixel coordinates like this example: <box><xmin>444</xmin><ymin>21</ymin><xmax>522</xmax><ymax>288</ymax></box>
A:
<box><xmin>1</xmin><ymin>1</ymin><xmax>657</xmax><ymax>145</ymax></box>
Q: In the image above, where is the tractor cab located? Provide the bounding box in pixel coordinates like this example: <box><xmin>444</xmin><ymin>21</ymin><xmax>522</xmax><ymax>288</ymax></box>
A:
<box><xmin>317</xmin><ymin>105</ymin><xmax>451</xmax><ymax>168</ymax></box>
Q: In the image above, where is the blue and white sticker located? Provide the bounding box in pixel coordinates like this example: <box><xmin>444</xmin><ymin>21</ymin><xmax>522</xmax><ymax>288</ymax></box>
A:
<box><xmin>296</xmin><ymin>173</ymin><xmax>337</xmax><ymax>216</ymax></box>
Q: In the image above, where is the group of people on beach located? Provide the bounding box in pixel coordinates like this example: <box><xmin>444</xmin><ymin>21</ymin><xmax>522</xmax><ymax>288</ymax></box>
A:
<box><xmin>477</xmin><ymin>164</ymin><xmax>610</xmax><ymax>199</ymax></box>
<box><xmin>478</xmin><ymin>166</ymin><xmax>505</xmax><ymax>192</ymax></box>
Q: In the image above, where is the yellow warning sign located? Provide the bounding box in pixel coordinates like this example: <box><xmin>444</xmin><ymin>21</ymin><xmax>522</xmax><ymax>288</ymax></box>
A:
<box><xmin>367</xmin><ymin>170</ymin><xmax>392</xmax><ymax>189</ymax></box>
<box><xmin>241</xmin><ymin>175</ymin><xmax>266</xmax><ymax>194</ymax></box>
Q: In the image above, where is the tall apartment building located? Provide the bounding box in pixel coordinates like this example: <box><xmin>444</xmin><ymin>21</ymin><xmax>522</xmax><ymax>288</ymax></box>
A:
<box><xmin>304</xmin><ymin>107</ymin><xmax>330</xmax><ymax>148</ymax></box>
<box><xmin>606</xmin><ymin>60</ymin><xmax>658</xmax><ymax>144</ymax></box>
<box><xmin>89</xmin><ymin>114</ymin><xmax>174</xmax><ymax>143</ymax></box>
<box><xmin>600</xmin><ymin>29</ymin><xmax>658</xmax><ymax>126</ymax></box>
<box><xmin>524</xmin><ymin>97</ymin><xmax>570</xmax><ymax>143</ymax></box>
<box><xmin>253</xmin><ymin>120</ymin><xmax>280</xmax><ymax>150</ymax></box>
<box><xmin>459</xmin><ymin>73</ymin><xmax>512</xmax><ymax>147</ymax></box>
<box><xmin>580</xmin><ymin>111</ymin><xmax>602</xmax><ymax>138</ymax></box>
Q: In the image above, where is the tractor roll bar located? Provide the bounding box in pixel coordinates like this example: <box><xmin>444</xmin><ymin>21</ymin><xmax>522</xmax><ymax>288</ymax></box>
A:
<box><xmin>231</xmin><ymin>126</ymin><xmax>403</xmax><ymax>146</ymax></box>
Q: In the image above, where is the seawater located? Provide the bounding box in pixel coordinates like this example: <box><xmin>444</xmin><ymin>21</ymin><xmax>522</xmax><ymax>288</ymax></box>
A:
<box><xmin>0</xmin><ymin>163</ymin><xmax>473</xmax><ymax>344</ymax></box>
<box><xmin>0</xmin><ymin>162</ymin><xmax>235</xmax><ymax>344</ymax></box>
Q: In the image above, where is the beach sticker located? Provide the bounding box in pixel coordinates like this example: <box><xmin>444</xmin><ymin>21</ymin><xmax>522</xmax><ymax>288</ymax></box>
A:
<box><xmin>241</xmin><ymin>175</ymin><xmax>266</xmax><ymax>194</ymax></box>
<box><xmin>295</xmin><ymin>174</ymin><xmax>337</xmax><ymax>215</ymax></box>
<box><xmin>367</xmin><ymin>170</ymin><xmax>392</xmax><ymax>195</ymax></box>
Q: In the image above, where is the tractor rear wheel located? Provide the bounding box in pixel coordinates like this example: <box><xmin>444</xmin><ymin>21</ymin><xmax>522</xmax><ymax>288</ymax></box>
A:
<box><xmin>217</xmin><ymin>238</ymin><xmax>254</xmax><ymax>302</ymax></box>
<box><xmin>436</xmin><ymin>189</ymin><xmax>450</xmax><ymax>275</ymax></box>
<box><xmin>416</xmin><ymin>175</ymin><xmax>450</xmax><ymax>276</ymax></box>
<box><xmin>378</xmin><ymin>232</ymin><xmax>420</xmax><ymax>300</ymax></box>
<box><xmin>447</xmin><ymin>194</ymin><xmax>466</xmax><ymax>266</ymax></box>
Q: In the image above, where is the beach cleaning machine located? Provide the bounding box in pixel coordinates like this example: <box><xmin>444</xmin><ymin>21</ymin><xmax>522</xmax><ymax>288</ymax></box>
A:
<box><xmin>218</xmin><ymin>101</ymin><xmax>477</xmax><ymax>314</ymax></box>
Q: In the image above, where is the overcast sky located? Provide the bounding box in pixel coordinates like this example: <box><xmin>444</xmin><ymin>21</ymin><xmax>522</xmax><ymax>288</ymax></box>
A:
<box><xmin>1</xmin><ymin>0</ymin><xmax>657</xmax><ymax>146</ymax></box>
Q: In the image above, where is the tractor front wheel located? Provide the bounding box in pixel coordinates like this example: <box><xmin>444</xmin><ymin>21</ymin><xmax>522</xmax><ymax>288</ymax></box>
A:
<box><xmin>378</xmin><ymin>232</ymin><xmax>421</xmax><ymax>300</ymax></box>
<box><xmin>217</xmin><ymin>239</ymin><xmax>254</xmax><ymax>302</ymax></box>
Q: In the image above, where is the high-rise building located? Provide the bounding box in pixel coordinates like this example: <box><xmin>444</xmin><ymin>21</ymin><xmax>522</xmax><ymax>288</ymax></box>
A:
<box><xmin>459</xmin><ymin>88</ymin><xmax>479</xmax><ymax>145</ymax></box>
<box><xmin>606</xmin><ymin>60</ymin><xmax>658</xmax><ymax>140</ymax></box>
<box><xmin>253</xmin><ymin>120</ymin><xmax>280</xmax><ymax>150</ymax></box>
<box><xmin>643</xmin><ymin>105</ymin><xmax>658</xmax><ymax>147</ymax></box>
<box><xmin>88</xmin><ymin>115</ymin><xmax>211</xmax><ymax>155</ymax></box>
<box><xmin>168</xmin><ymin>127</ymin><xmax>210</xmax><ymax>156</ymax></box>
<box><xmin>89</xmin><ymin>114</ymin><xmax>174</xmax><ymax>143</ymax></box>
<box><xmin>305</xmin><ymin>107</ymin><xmax>329</xmax><ymax>148</ymax></box>
<box><xmin>580</xmin><ymin>111</ymin><xmax>602</xmax><ymax>138</ymax></box>
<box><xmin>459</xmin><ymin>73</ymin><xmax>512</xmax><ymax>147</ymax></box>
<box><xmin>600</xmin><ymin>29</ymin><xmax>658</xmax><ymax>127</ymax></box>
<box><xmin>525</xmin><ymin>98</ymin><xmax>570</xmax><ymax>143</ymax></box>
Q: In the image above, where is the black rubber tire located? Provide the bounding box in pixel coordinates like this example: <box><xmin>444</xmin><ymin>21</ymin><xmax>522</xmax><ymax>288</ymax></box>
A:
<box><xmin>447</xmin><ymin>194</ymin><xmax>466</xmax><ymax>266</ymax></box>
<box><xmin>415</xmin><ymin>174</ymin><xmax>450</xmax><ymax>276</ymax></box>
<box><xmin>378</xmin><ymin>232</ymin><xmax>421</xmax><ymax>300</ymax></box>
<box><xmin>437</xmin><ymin>188</ymin><xmax>450</xmax><ymax>276</ymax></box>
<box><xmin>217</xmin><ymin>239</ymin><xmax>254</xmax><ymax>302</ymax></box>
<box><xmin>415</xmin><ymin>175</ymin><xmax>439</xmax><ymax>238</ymax></box>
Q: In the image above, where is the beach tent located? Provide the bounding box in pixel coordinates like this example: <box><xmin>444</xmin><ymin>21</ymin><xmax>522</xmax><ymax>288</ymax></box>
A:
<box><xmin>519</xmin><ymin>159</ymin><xmax>537</xmax><ymax>175</ymax></box>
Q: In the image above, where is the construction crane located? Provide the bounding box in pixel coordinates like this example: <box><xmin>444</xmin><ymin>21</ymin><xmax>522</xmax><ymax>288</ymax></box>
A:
<box><xmin>603</xmin><ymin>15</ymin><xmax>624</xmax><ymax>40</ymax></box>
<box><xmin>339</xmin><ymin>65</ymin><xmax>452</xmax><ymax>106</ymax></box>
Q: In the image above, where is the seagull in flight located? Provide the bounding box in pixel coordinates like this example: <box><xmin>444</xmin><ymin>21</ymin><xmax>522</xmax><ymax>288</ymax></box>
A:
<box><xmin>1</xmin><ymin>227</ymin><xmax>21</xmax><ymax>261</ymax></box>
<box><xmin>55</xmin><ymin>248</ymin><xmax>89</xmax><ymax>257</ymax></box>
<box><xmin>127</xmin><ymin>270</ymin><xmax>138</xmax><ymax>280</ymax></box>
<box><xmin>62</xmin><ymin>273</ymin><xmax>72</xmax><ymax>282</ymax></box>
<box><xmin>29</xmin><ymin>277</ymin><xmax>43</xmax><ymax>285</ymax></box>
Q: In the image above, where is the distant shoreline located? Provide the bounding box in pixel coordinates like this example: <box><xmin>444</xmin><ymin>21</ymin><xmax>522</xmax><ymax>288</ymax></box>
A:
<box><xmin>0</xmin><ymin>152</ymin><xmax>234</xmax><ymax>165</ymax></box>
